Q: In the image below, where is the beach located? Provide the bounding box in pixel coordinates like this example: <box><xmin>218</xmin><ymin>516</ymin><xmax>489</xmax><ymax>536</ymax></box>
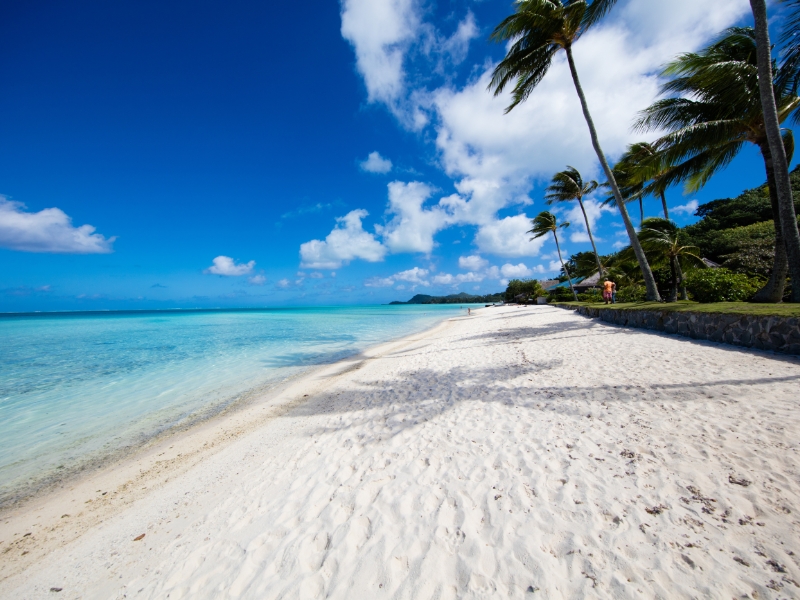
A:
<box><xmin>1</xmin><ymin>305</ymin><xmax>800</xmax><ymax>598</ymax></box>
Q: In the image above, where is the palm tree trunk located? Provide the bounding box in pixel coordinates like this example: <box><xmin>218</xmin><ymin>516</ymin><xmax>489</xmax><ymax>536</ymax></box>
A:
<box><xmin>668</xmin><ymin>256</ymin><xmax>679</xmax><ymax>303</ymax></box>
<box><xmin>553</xmin><ymin>230</ymin><xmax>578</xmax><ymax>301</ymax></box>
<box><xmin>753</xmin><ymin>141</ymin><xmax>788</xmax><ymax>303</ymax></box>
<box><xmin>639</xmin><ymin>198</ymin><xmax>644</xmax><ymax>225</ymax></box>
<box><xmin>564</xmin><ymin>44</ymin><xmax>661</xmax><ymax>302</ymax></box>
<box><xmin>659</xmin><ymin>191</ymin><xmax>670</xmax><ymax>220</ymax></box>
<box><xmin>751</xmin><ymin>0</ymin><xmax>800</xmax><ymax>302</ymax></box>
<box><xmin>577</xmin><ymin>198</ymin><xmax>604</xmax><ymax>277</ymax></box>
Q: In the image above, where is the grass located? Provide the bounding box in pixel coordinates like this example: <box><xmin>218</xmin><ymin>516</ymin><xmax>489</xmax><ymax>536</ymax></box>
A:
<box><xmin>554</xmin><ymin>300</ymin><xmax>800</xmax><ymax>318</ymax></box>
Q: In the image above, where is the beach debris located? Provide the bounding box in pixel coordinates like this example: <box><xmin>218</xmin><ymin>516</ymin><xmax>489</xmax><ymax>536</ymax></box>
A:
<box><xmin>133</xmin><ymin>533</ymin><xmax>146</xmax><ymax>541</ymax></box>
<box><xmin>728</xmin><ymin>474</ymin><xmax>751</xmax><ymax>487</ymax></box>
<box><xmin>526</xmin><ymin>585</ymin><xmax>539</xmax><ymax>593</ymax></box>
<box><xmin>620</xmin><ymin>449</ymin><xmax>636</xmax><ymax>459</ymax></box>
<box><xmin>60</xmin><ymin>514</ymin><xmax>69</xmax><ymax>518</ymax></box>
<box><xmin>739</xmin><ymin>515</ymin><xmax>753</xmax><ymax>526</ymax></box>
<box><xmin>767</xmin><ymin>559</ymin><xmax>787</xmax><ymax>573</ymax></box>
<box><xmin>645</xmin><ymin>504</ymin><xmax>668</xmax><ymax>515</ymax></box>
<box><xmin>681</xmin><ymin>554</ymin><xmax>696</xmax><ymax>569</ymax></box>
<box><xmin>23</xmin><ymin>532</ymin><xmax>31</xmax><ymax>537</ymax></box>
<box><xmin>681</xmin><ymin>486</ymin><xmax>716</xmax><ymax>513</ymax></box>
<box><xmin>733</xmin><ymin>557</ymin><xmax>750</xmax><ymax>567</ymax></box>
<box><xmin>49</xmin><ymin>588</ymin><xmax>63</xmax><ymax>593</ymax></box>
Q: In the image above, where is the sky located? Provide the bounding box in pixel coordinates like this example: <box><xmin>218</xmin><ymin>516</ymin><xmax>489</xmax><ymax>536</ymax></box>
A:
<box><xmin>0</xmin><ymin>0</ymin><xmax>794</xmax><ymax>311</ymax></box>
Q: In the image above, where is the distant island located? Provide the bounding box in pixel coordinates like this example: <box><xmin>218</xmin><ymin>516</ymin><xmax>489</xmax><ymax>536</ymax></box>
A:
<box><xmin>389</xmin><ymin>292</ymin><xmax>504</xmax><ymax>305</ymax></box>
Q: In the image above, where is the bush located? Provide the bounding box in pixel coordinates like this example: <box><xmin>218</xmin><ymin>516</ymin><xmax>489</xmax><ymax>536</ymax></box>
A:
<box><xmin>684</xmin><ymin>268</ymin><xmax>762</xmax><ymax>303</ymax></box>
<box><xmin>547</xmin><ymin>286</ymin><xmax>576</xmax><ymax>302</ymax></box>
<box><xmin>616</xmin><ymin>285</ymin><xmax>647</xmax><ymax>303</ymax></box>
<box><xmin>505</xmin><ymin>278</ymin><xmax>545</xmax><ymax>303</ymax></box>
<box><xmin>577</xmin><ymin>289</ymin><xmax>603</xmax><ymax>303</ymax></box>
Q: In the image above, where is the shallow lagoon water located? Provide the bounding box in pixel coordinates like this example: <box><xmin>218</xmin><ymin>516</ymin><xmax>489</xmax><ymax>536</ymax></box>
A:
<box><xmin>0</xmin><ymin>305</ymin><xmax>467</xmax><ymax>505</ymax></box>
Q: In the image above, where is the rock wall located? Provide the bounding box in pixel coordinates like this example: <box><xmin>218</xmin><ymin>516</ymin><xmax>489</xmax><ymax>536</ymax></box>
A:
<box><xmin>554</xmin><ymin>304</ymin><xmax>800</xmax><ymax>355</ymax></box>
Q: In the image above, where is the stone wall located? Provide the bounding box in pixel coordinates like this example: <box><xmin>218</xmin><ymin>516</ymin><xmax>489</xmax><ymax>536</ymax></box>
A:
<box><xmin>553</xmin><ymin>304</ymin><xmax>800</xmax><ymax>355</ymax></box>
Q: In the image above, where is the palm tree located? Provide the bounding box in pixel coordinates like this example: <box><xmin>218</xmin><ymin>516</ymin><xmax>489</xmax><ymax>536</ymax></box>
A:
<box><xmin>636</xmin><ymin>218</ymin><xmax>704</xmax><ymax>302</ymax></box>
<box><xmin>544</xmin><ymin>166</ymin><xmax>604</xmax><ymax>277</ymax></box>
<box><xmin>528</xmin><ymin>211</ymin><xmax>578</xmax><ymax>300</ymax></box>
<box><xmin>751</xmin><ymin>0</ymin><xmax>800</xmax><ymax>302</ymax></box>
<box><xmin>600</xmin><ymin>163</ymin><xmax>645</xmax><ymax>225</ymax></box>
<box><xmin>616</xmin><ymin>142</ymin><xmax>672</xmax><ymax>220</ymax></box>
<box><xmin>635</xmin><ymin>27</ymin><xmax>799</xmax><ymax>302</ymax></box>
<box><xmin>488</xmin><ymin>0</ymin><xmax>661</xmax><ymax>302</ymax></box>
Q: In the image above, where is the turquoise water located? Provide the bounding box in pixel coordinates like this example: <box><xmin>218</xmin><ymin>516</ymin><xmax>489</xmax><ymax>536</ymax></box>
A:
<box><xmin>0</xmin><ymin>305</ymin><xmax>466</xmax><ymax>505</ymax></box>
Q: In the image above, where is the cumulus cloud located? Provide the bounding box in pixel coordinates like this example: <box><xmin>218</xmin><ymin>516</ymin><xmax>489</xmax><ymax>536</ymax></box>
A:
<box><xmin>500</xmin><ymin>263</ymin><xmax>533</xmax><ymax>278</ymax></box>
<box><xmin>378</xmin><ymin>181</ymin><xmax>451</xmax><ymax>254</ymax></box>
<box><xmin>433</xmin><ymin>271</ymin><xmax>484</xmax><ymax>285</ymax></box>
<box><xmin>672</xmin><ymin>200</ymin><xmax>699</xmax><ymax>216</ymax></box>
<box><xmin>458</xmin><ymin>255</ymin><xmax>488</xmax><ymax>271</ymax></box>
<box><xmin>339</xmin><ymin>0</ymin><xmax>748</xmax><ymax>261</ymax></box>
<box><xmin>474</xmin><ymin>215</ymin><xmax>547</xmax><ymax>258</ymax></box>
<box><xmin>300</xmin><ymin>209</ymin><xmax>386</xmax><ymax>269</ymax></box>
<box><xmin>204</xmin><ymin>256</ymin><xmax>255</xmax><ymax>276</ymax></box>
<box><xmin>276</xmin><ymin>278</ymin><xmax>290</xmax><ymax>289</ymax></box>
<box><xmin>340</xmin><ymin>0</ymin><xmax>419</xmax><ymax>107</ymax></box>
<box><xmin>248</xmin><ymin>275</ymin><xmax>266</xmax><ymax>285</ymax></box>
<box><xmin>0</xmin><ymin>196</ymin><xmax>115</xmax><ymax>254</ymax></box>
<box><xmin>360</xmin><ymin>151</ymin><xmax>393</xmax><ymax>174</ymax></box>
<box><xmin>365</xmin><ymin>266</ymin><xmax>430</xmax><ymax>288</ymax></box>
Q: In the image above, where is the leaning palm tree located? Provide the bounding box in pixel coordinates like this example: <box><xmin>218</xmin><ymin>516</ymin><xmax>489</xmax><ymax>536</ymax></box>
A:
<box><xmin>752</xmin><ymin>0</ymin><xmax>800</xmax><ymax>302</ymax></box>
<box><xmin>488</xmin><ymin>0</ymin><xmax>661</xmax><ymax>301</ymax></box>
<box><xmin>637</xmin><ymin>218</ymin><xmax>704</xmax><ymax>302</ymax></box>
<box><xmin>528</xmin><ymin>211</ymin><xmax>578</xmax><ymax>300</ymax></box>
<box><xmin>635</xmin><ymin>27</ymin><xmax>799</xmax><ymax>302</ymax></box>
<box><xmin>545</xmin><ymin>166</ymin><xmax>604</xmax><ymax>277</ymax></box>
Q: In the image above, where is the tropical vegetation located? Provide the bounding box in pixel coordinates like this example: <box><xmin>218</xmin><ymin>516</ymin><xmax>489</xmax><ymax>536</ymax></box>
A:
<box><xmin>489</xmin><ymin>1</ymin><xmax>800</xmax><ymax>304</ymax></box>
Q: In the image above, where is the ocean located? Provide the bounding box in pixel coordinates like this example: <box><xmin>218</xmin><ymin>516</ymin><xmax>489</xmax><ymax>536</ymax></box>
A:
<box><xmin>0</xmin><ymin>304</ymin><xmax>467</xmax><ymax>506</ymax></box>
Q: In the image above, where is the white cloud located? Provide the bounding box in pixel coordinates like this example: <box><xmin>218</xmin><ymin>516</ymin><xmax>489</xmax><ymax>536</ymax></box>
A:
<box><xmin>474</xmin><ymin>215</ymin><xmax>547</xmax><ymax>258</ymax></box>
<box><xmin>360</xmin><ymin>151</ymin><xmax>393</xmax><ymax>174</ymax></box>
<box><xmin>433</xmin><ymin>271</ymin><xmax>483</xmax><ymax>285</ymax></box>
<box><xmin>556</xmin><ymin>198</ymin><xmax>613</xmax><ymax>243</ymax></box>
<box><xmin>340</xmin><ymin>0</ymin><xmax>419</xmax><ymax>107</ymax></box>
<box><xmin>0</xmin><ymin>197</ymin><xmax>115</xmax><ymax>254</ymax></box>
<box><xmin>248</xmin><ymin>274</ymin><xmax>266</xmax><ymax>286</ymax></box>
<box><xmin>204</xmin><ymin>256</ymin><xmax>255</xmax><ymax>276</ymax></box>
<box><xmin>365</xmin><ymin>266</ymin><xmax>430</xmax><ymax>288</ymax></box>
<box><xmin>379</xmin><ymin>181</ymin><xmax>451</xmax><ymax>254</ymax></box>
<box><xmin>458</xmin><ymin>254</ymin><xmax>488</xmax><ymax>271</ymax></box>
<box><xmin>310</xmin><ymin>272</ymin><xmax>324</xmax><ymax>279</ymax></box>
<box><xmin>364</xmin><ymin>276</ymin><xmax>395</xmax><ymax>288</ymax></box>
<box><xmin>336</xmin><ymin>0</ymin><xmax>747</xmax><ymax>267</ymax></box>
<box><xmin>300</xmin><ymin>209</ymin><xmax>387</xmax><ymax>269</ymax></box>
<box><xmin>672</xmin><ymin>200</ymin><xmax>699</xmax><ymax>216</ymax></box>
<box><xmin>276</xmin><ymin>279</ymin><xmax>290</xmax><ymax>289</ymax></box>
<box><xmin>500</xmin><ymin>263</ymin><xmax>533</xmax><ymax>278</ymax></box>
<box><xmin>393</xmin><ymin>267</ymin><xmax>430</xmax><ymax>284</ymax></box>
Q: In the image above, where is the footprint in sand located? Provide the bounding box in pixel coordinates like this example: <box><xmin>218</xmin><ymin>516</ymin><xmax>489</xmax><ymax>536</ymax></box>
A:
<box><xmin>435</xmin><ymin>526</ymin><xmax>466</xmax><ymax>554</ymax></box>
<box><xmin>299</xmin><ymin>532</ymin><xmax>330</xmax><ymax>571</ymax></box>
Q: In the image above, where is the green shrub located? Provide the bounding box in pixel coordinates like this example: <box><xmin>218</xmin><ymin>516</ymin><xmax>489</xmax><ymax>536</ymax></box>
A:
<box><xmin>684</xmin><ymin>268</ymin><xmax>762</xmax><ymax>303</ymax></box>
<box><xmin>547</xmin><ymin>286</ymin><xmax>576</xmax><ymax>302</ymax></box>
<box><xmin>577</xmin><ymin>289</ymin><xmax>603</xmax><ymax>303</ymax></box>
<box><xmin>505</xmin><ymin>278</ymin><xmax>545</xmax><ymax>303</ymax></box>
<box><xmin>616</xmin><ymin>285</ymin><xmax>647</xmax><ymax>303</ymax></box>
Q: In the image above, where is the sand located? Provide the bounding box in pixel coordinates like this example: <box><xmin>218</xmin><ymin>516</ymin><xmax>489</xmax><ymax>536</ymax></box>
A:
<box><xmin>1</xmin><ymin>305</ymin><xmax>800</xmax><ymax>599</ymax></box>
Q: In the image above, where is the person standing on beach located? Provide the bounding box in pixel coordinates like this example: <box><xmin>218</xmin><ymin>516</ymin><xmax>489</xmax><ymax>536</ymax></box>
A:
<box><xmin>603</xmin><ymin>279</ymin><xmax>614</xmax><ymax>305</ymax></box>
<box><xmin>611</xmin><ymin>280</ymin><xmax>617</xmax><ymax>304</ymax></box>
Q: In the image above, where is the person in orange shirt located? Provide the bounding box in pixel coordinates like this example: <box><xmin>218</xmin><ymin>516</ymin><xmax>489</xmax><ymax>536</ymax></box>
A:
<box><xmin>603</xmin><ymin>279</ymin><xmax>615</xmax><ymax>304</ymax></box>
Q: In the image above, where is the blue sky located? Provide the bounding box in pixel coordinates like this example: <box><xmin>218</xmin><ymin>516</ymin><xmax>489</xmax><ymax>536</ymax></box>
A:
<box><xmin>0</xmin><ymin>0</ymin><xmax>793</xmax><ymax>311</ymax></box>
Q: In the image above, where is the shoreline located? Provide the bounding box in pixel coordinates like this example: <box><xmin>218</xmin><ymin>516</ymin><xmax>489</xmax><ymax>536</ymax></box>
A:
<box><xmin>3</xmin><ymin>305</ymin><xmax>799</xmax><ymax>598</ymax></box>
<box><xmin>0</xmin><ymin>312</ymin><xmax>461</xmax><ymax>585</ymax></box>
<box><xmin>0</xmin><ymin>306</ymin><xmax>463</xmax><ymax>512</ymax></box>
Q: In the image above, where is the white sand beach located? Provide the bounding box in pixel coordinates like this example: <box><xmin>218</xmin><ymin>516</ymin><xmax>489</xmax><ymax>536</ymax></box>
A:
<box><xmin>2</xmin><ymin>305</ymin><xmax>800</xmax><ymax>599</ymax></box>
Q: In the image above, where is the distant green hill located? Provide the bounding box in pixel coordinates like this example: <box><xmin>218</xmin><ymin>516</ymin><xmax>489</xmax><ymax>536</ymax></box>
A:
<box><xmin>390</xmin><ymin>292</ymin><xmax>504</xmax><ymax>305</ymax></box>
